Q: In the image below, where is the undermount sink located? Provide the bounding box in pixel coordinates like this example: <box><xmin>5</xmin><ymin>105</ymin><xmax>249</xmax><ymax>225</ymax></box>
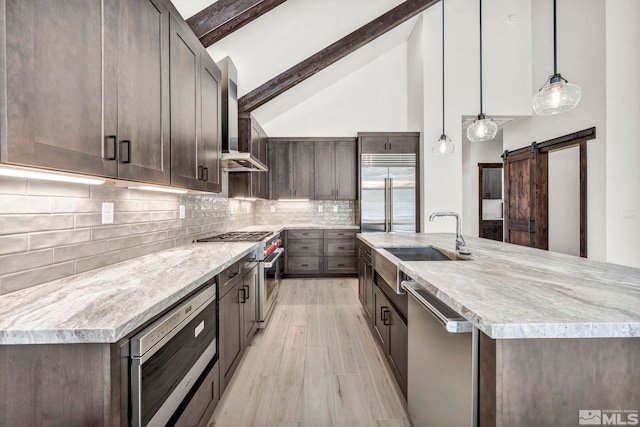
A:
<box><xmin>382</xmin><ymin>246</ymin><xmax>470</xmax><ymax>261</ymax></box>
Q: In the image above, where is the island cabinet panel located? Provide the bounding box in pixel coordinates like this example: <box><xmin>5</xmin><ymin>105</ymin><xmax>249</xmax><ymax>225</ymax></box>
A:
<box><xmin>174</xmin><ymin>362</ymin><xmax>220</xmax><ymax>427</ymax></box>
<box><xmin>358</xmin><ymin>243</ymin><xmax>374</xmax><ymax>325</ymax></box>
<box><xmin>479</xmin><ymin>333</ymin><xmax>640</xmax><ymax>427</ymax></box>
<box><xmin>0</xmin><ymin>343</ymin><xmax>119</xmax><ymax>426</ymax></box>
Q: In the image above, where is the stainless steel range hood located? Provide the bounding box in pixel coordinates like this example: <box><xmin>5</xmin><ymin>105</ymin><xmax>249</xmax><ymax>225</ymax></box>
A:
<box><xmin>218</xmin><ymin>57</ymin><xmax>268</xmax><ymax>173</ymax></box>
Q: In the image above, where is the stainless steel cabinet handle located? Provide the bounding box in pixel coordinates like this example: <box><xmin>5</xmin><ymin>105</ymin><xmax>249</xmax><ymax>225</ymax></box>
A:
<box><xmin>401</xmin><ymin>281</ymin><xmax>472</xmax><ymax>333</ymax></box>
<box><xmin>389</xmin><ymin>178</ymin><xmax>394</xmax><ymax>232</ymax></box>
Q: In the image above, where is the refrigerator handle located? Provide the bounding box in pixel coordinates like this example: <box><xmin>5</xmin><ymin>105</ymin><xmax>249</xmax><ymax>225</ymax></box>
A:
<box><xmin>389</xmin><ymin>178</ymin><xmax>394</xmax><ymax>232</ymax></box>
<box><xmin>384</xmin><ymin>178</ymin><xmax>389</xmax><ymax>232</ymax></box>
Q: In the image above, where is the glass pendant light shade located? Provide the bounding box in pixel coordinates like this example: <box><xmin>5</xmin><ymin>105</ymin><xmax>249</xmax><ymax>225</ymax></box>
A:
<box><xmin>533</xmin><ymin>73</ymin><xmax>582</xmax><ymax>115</ymax></box>
<box><xmin>433</xmin><ymin>134</ymin><xmax>454</xmax><ymax>155</ymax></box>
<box><xmin>467</xmin><ymin>113</ymin><xmax>498</xmax><ymax>142</ymax></box>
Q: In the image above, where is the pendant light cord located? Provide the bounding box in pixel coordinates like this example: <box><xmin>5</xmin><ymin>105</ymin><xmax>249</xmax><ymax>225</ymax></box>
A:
<box><xmin>553</xmin><ymin>0</ymin><xmax>558</xmax><ymax>75</ymax></box>
<box><xmin>441</xmin><ymin>0</ymin><xmax>445</xmax><ymax>134</ymax></box>
<box><xmin>479</xmin><ymin>0</ymin><xmax>483</xmax><ymax>114</ymax></box>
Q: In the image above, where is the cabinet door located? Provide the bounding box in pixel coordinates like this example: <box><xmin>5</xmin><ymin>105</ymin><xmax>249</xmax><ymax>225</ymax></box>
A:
<box><xmin>386</xmin><ymin>307</ymin><xmax>408</xmax><ymax>398</ymax></box>
<box><xmin>314</xmin><ymin>141</ymin><xmax>336</xmax><ymax>200</ymax></box>
<box><xmin>2</xmin><ymin>0</ymin><xmax>117</xmax><ymax>177</ymax></box>
<box><xmin>170</xmin><ymin>17</ymin><xmax>201</xmax><ymax>190</ymax></box>
<box><xmin>270</xmin><ymin>141</ymin><xmax>293</xmax><ymax>199</ymax></box>
<box><xmin>372</xmin><ymin>284</ymin><xmax>389</xmax><ymax>348</ymax></box>
<box><xmin>292</xmin><ymin>142</ymin><xmax>315</xmax><ymax>199</ymax></box>
<box><xmin>360</xmin><ymin>136</ymin><xmax>388</xmax><ymax>154</ymax></box>
<box><xmin>358</xmin><ymin>256</ymin><xmax>366</xmax><ymax>307</ymax></box>
<box><xmin>200</xmin><ymin>53</ymin><xmax>222</xmax><ymax>193</ymax></box>
<box><xmin>387</xmin><ymin>135</ymin><xmax>418</xmax><ymax>154</ymax></box>
<box><xmin>365</xmin><ymin>263</ymin><xmax>374</xmax><ymax>323</ymax></box>
<box><xmin>482</xmin><ymin>168</ymin><xmax>503</xmax><ymax>199</ymax></box>
<box><xmin>117</xmin><ymin>0</ymin><xmax>170</xmax><ymax>184</ymax></box>
<box><xmin>335</xmin><ymin>140</ymin><xmax>357</xmax><ymax>200</ymax></box>
<box><xmin>242</xmin><ymin>266</ymin><xmax>258</xmax><ymax>342</ymax></box>
<box><xmin>219</xmin><ymin>282</ymin><xmax>243</xmax><ymax>393</ymax></box>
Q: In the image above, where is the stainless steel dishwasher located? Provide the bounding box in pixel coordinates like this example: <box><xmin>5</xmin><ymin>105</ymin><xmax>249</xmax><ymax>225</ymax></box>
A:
<box><xmin>402</xmin><ymin>280</ymin><xmax>478</xmax><ymax>427</ymax></box>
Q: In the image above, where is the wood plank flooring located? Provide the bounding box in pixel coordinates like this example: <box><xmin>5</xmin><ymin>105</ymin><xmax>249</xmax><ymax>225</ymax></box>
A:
<box><xmin>207</xmin><ymin>278</ymin><xmax>410</xmax><ymax>427</ymax></box>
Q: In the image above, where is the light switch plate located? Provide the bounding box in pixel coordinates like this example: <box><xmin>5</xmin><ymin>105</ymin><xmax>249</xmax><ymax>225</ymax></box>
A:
<box><xmin>333</xmin><ymin>206</ymin><xmax>339</xmax><ymax>213</ymax></box>
<box><xmin>271</xmin><ymin>206</ymin><xmax>276</xmax><ymax>213</ymax></box>
<box><xmin>102</xmin><ymin>202</ymin><xmax>114</xmax><ymax>224</ymax></box>
<box><xmin>179</xmin><ymin>205</ymin><xmax>186</xmax><ymax>219</ymax></box>
<box><xmin>318</xmin><ymin>206</ymin><xmax>323</xmax><ymax>213</ymax></box>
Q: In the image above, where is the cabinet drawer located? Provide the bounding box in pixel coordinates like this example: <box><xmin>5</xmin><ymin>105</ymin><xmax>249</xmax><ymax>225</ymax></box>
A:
<box><xmin>324</xmin><ymin>229</ymin><xmax>357</xmax><ymax>239</ymax></box>
<box><xmin>287</xmin><ymin>256</ymin><xmax>323</xmax><ymax>274</ymax></box>
<box><xmin>288</xmin><ymin>239</ymin><xmax>323</xmax><ymax>256</ymax></box>
<box><xmin>288</xmin><ymin>229</ymin><xmax>323</xmax><ymax>239</ymax></box>
<box><xmin>325</xmin><ymin>256</ymin><xmax>357</xmax><ymax>273</ymax></box>
<box><xmin>324</xmin><ymin>238</ymin><xmax>356</xmax><ymax>256</ymax></box>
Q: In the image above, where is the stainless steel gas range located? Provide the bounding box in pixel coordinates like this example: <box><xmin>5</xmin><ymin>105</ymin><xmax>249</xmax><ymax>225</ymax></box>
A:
<box><xmin>197</xmin><ymin>230</ymin><xmax>284</xmax><ymax>328</ymax></box>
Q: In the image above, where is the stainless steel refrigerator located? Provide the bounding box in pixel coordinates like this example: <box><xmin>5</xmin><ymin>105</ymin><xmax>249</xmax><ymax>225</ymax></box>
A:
<box><xmin>360</xmin><ymin>153</ymin><xmax>418</xmax><ymax>233</ymax></box>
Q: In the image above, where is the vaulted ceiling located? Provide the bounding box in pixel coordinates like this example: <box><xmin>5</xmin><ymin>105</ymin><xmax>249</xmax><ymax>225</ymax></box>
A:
<box><xmin>171</xmin><ymin>0</ymin><xmax>434</xmax><ymax>128</ymax></box>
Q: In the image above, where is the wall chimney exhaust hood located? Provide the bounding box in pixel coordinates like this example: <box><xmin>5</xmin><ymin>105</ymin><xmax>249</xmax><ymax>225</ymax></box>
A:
<box><xmin>217</xmin><ymin>57</ymin><xmax>268</xmax><ymax>172</ymax></box>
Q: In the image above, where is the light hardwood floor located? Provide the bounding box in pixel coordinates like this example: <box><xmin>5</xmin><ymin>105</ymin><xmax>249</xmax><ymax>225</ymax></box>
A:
<box><xmin>207</xmin><ymin>278</ymin><xmax>411</xmax><ymax>427</ymax></box>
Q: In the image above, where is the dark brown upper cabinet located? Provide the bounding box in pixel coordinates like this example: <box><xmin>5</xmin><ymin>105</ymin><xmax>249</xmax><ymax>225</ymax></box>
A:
<box><xmin>314</xmin><ymin>139</ymin><xmax>357</xmax><ymax>200</ymax></box>
<box><xmin>482</xmin><ymin>168</ymin><xmax>503</xmax><ymax>199</ymax></box>
<box><xmin>269</xmin><ymin>140</ymin><xmax>314</xmax><ymax>199</ymax></box>
<box><xmin>228</xmin><ymin>113</ymin><xmax>269</xmax><ymax>199</ymax></box>
<box><xmin>359</xmin><ymin>132</ymin><xmax>419</xmax><ymax>154</ymax></box>
<box><xmin>1</xmin><ymin>0</ymin><xmax>173</xmax><ymax>185</ymax></box>
<box><xmin>170</xmin><ymin>15</ymin><xmax>222</xmax><ymax>192</ymax></box>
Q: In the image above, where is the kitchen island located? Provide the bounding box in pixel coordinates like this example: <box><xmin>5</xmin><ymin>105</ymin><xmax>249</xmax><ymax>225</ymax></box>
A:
<box><xmin>358</xmin><ymin>232</ymin><xmax>640</xmax><ymax>427</ymax></box>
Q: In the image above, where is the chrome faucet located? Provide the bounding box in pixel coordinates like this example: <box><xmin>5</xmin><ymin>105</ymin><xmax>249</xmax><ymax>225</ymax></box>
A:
<box><xmin>429</xmin><ymin>212</ymin><xmax>471</xmax><ymax>255</ymax></box>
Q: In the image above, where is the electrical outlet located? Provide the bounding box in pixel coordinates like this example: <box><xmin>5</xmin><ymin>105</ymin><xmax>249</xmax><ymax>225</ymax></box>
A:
<box><xmin>333</xmin><ymin>206</ymin><xmax>338</xmax><ymax>213</ymax></box>
<box><xmin>271</xmin><ymin>206</ymin><xmax>276</xmax><ymax>213</ymax></box>
<box><xmin>179</xmin><ymin>205</ymin><xmax>186</xmax><ymax>219</ymax></box>
<box><xmin>102</xmin><ymin>202</ymin><xmax>114</xmax><ymax>224</ymax></box>
<box><xmin>318</xmin><ymin>205</ymin><xmax>323</xmax><ymax>213</ymax></box>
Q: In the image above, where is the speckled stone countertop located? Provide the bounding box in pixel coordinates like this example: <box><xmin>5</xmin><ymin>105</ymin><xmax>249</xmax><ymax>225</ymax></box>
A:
<box><xmin>0</xmin><ymin>242</ymin><xmax>258</xmax><ymax>345</ymax></box>
<box><xmin>358</xmin><ymin>233</ymin><xmax>640</xmax><ymax>339</ymax></box>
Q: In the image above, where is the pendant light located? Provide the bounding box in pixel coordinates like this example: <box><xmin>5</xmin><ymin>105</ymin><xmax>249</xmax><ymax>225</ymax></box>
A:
<box><xmin>532</xmin><ymin>0</ymin><xmax>581</xmax><ymax>115</ymax></box>
<box><xmin>433</xmin><ymin>0</ymin><xmax>454</xmax><ymax>155</ymax></box>
<box><xmin>467</xmin><ymin>0</ymin><xmax>497</xmax><ymax>142</ymax></box>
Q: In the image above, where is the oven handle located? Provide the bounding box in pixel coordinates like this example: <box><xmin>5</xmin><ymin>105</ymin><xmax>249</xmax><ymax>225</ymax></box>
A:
<box><xmin>263</xmin><ymin>248</ymin><xmax>284</xmax><ymax>268</ymax></box>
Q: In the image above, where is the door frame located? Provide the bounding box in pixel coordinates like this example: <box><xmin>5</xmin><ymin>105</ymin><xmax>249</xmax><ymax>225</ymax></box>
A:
<box><xmin>502</xmin><ymin>127</ymin><xmax>595</xmax><ymax>257</ymax></box>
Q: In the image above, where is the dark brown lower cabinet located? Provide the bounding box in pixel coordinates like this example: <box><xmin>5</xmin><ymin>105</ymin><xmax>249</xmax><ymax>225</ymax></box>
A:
<box><xmin>174</xmin><ymin>361</ymin><xmax>220</xmax><ymax>427</ymax></box>
<box><xmin>284</xmin><ymin>229</ymin><xmax>358</xmax><ymax>277</ymax></box>
<box><xmin>480</xmin><ymin>219</ymin><xmax>504</xmax><ymax>241</ymax></box>
<box><xmin>358</xmin><ymin>245</ymin><xmax>374</xmax><ymax>324</ymax></box>
<box><xmin>371</xmin><ymin>278</ymin><xmax>408</xmax><ymax>399</ymax></box>
<box><xmin>218</xmin><ymin>261</ymin><xmax>258</xmax><ymax>395</ymax></box>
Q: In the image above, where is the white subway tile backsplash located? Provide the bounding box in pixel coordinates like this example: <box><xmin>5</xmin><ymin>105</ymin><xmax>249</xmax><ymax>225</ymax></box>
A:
<box><xmin>53</xmin><ymin>241</ymin><xmax>109</xmax><ymax>263</ymax></box>
<box><xmin>0</xmin><ymin>249</ymin><xmax>53</xmax><ymax>275</ymax></box>
<box><xmin>27</xmin><ymin>180</ymin><xmax>91</xmax><ymax>198</ymax></box>
<box><xmin>0</xmin><ymin>214</ymin><xmax>74</xmax><ymax>235</ymax></box>
<box><xmin>0</xmin><ymin>235</ymin><xmax>28</xmax><ymax>255</ymax></box>
<box><xmin>52</xmin><ymin>197</ymin><xmax>103</xmax><ymax>213</ymax></box>
<box><xmin>0</xmin><ymin>177</ymin><xmax>27</xmax><ymax>195</ymax></box>
<box><xmin>73</xmin><ymin>213</ymin><xmax>103</xmax><ymax>228</ymax></box>
<box><xmin>0</xmin><ymin>262</ymin><xmax>74</xmax><ymax>294</ymax></box>
<box><xmin>0</xmin><ymin>196</ymin><xmax>52</xmax><ymax>214</ymax></box>
<box><xmin>74</xmin><ymin>252</ymin><xmax>122</xmax><ymax>274</ymax></box>
<box><xmin>29</xmin><ymin>228</ymin><xmax>92</xmax><ymax>250</ymax></box>
<box><xmin>91</xmin><ymin>224</ymin><xmax>133</xmax><ymax>240</ymax></box>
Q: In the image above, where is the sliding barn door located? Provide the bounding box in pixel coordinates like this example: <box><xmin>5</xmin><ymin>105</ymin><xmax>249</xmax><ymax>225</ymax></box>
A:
<box><xmin>503</xmin><ymin>148</ymin><xmax>548</xmax><ymax>249</ymax></box>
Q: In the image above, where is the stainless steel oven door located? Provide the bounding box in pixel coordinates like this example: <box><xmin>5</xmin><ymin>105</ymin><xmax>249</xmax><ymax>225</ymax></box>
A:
<box><xmin>130</xmin><ymin>284</ymin><xmax>217</xmax><ymax>427</ymax></box>
<box><xmin>260</xmin><ymin>248</ymin><xmax>284</xmax><ymax>325</ymax></box>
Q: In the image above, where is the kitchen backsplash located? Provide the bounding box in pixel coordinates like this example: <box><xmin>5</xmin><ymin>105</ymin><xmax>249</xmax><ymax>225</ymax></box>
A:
<box><xmin>0</xmin><ymin>177</ymin><xmax>254</xmax><ymax>295</ymax></box>
<box><xmin>254</xmin><ymin>200</ymin><xmax>358</xmax><ymax>225</ymax></box>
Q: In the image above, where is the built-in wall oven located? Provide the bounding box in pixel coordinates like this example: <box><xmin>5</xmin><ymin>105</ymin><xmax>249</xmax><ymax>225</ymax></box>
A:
<box><xmin>130</xmin><ymin>281</ymin><xmax>217</xmax><ymax>427</ymax></box>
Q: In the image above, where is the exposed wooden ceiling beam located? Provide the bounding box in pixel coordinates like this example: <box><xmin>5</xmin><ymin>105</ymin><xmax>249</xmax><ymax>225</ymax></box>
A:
<box><xmin>239</xmin><ymin>0</ymin><xmax>439</xmax><ymax>113</ymax></box>
<box><xmin>187</xmin><ymin>0</ymin><xmax>287</xmax><ymax>48</ymax></box>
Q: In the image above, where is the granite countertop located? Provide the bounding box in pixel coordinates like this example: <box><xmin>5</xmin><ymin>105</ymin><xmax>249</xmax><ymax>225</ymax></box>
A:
<box><xmin>358</xmin><ymin>233</ymin><xmax>640</xmax><ymax>339</ymax></box>
<box><xmin>0</xmin><ymin>242</ymin><xmax>258</xmax><ymax>345</ymax></box>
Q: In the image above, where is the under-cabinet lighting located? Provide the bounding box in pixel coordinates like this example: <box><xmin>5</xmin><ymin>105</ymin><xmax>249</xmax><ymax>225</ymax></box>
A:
<box><xmin>234</xmin><ymin>197</ymin><xmax>257</xmax><ymax>201</ymax></box>
<box><xmin>0</xmin><ymin>165</ymin><xmax>106</xmax><ymax>185</ymax></box>
<box><xmin>128</xmin><ymin>185</ymin><xmax>188</xmax><ymax>194</ymax></box>
<box><xmin>277</xmin><ymin>199</ymin><xmax>310</xmax><ymax>202</ymax></box>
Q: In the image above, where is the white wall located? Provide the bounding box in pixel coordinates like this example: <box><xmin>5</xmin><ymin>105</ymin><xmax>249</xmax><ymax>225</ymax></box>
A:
<box><xmin>420</xmin><ymin>0</ymin><xmax>532</xmax><ymax>233</ymax></box>
<box><xmin>605</xmin><ymin>0</ymin><xmax>640</xmax><ymax>268</ymax></box>
<box><xmin>261</xmin><ymin>42</ymin><xmax>408</xmax><ymax>136</ymax></box>
<box><xmin>548</xmin><ymin>146</ymin><xmax>581</xmax><ymax>256</ymax></box>
<box><xmin>503</xmin><ymin>0</ymin><xmax>607</xmax><ymax>262</ymax></box>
